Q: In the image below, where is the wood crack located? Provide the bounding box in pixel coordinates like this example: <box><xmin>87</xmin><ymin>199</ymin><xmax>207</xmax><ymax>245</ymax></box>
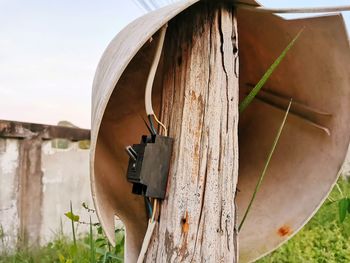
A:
<box><xmin>218</xmin><ymin>8</ymin><xmax>230</xmax><ymax>133</ymax></box>
<box><xmin>146</xmin><ymin>3</ymin><xmax>239</xmax><ymax>261</ymax></box>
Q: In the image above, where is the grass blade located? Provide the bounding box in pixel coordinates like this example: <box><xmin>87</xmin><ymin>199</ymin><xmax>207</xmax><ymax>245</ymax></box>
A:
<box><xmin>239</xmin><ymin>29</ymin><xmax>303</xmax><ymax>113</ymax></box>
<box><xmin>69</xmin><ymin>201</ymin><xmax>76</xmax><ymax>247</ymax></box>
<box><xmin>102</xmin><ymin>251</ymin><xmax>108</xmax><ymax>263</ymax></box>
<box><xmin>339</xmin><ymin>198</ymin><xmax>348</xmax><ymax>223</ymax></box>
<box><xmin>239</xmin><ymin>100</ymin><xmax>292</xmax><ymax>232</ymax></box>
<box><xmin>89</xmin><ymin>216</ymin><xmax>96</xmax><ymax>263</ymax></box>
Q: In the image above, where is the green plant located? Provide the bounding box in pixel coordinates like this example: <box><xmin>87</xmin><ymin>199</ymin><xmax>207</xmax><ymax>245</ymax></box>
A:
<box><xmin>63</xmin><ymin>202</ymin><xmax>124</xmax><ymax>263</ymax></box>
<box><xmin>65</xmin><ymin>201</ymin><xmax>78</xmax><ymax>247</ymax></box>
<box><xmin>324</xmin><ymin>181</ymin><xmax>350</xmax><ymax>223</ymax></box>
<box><xmin>239</xmin><ymin>100</ymin><xmax>292</xmax><ymax>231</ymax></box>
<box><xmin>238</xmin><ymin>29</ymin><xmax>303</xmax><ymax>231</ymax></box>
<box><xmin>0</xmin><ymin>224</ymin><xmax>5</xmax><ymax>250</ymax></box>
<box><xmin>239</xmin><ymin>29</ymin><xmax>303</xmax><ymax>113</ymax></box>
<box><xmin>89</xmin><ymin>217</ymin><xmax>95</xmax><ymax>263</ymax></box>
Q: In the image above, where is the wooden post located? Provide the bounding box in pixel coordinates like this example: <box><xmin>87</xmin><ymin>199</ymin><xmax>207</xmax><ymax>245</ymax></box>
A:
<box><xmin>146</xmin><ymin>2</ymin><xmax>239</xmax><ymax>262</ymax></box>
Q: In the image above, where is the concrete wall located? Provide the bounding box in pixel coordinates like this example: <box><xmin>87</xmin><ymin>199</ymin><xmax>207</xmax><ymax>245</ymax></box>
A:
<box><xmin>0</xmin><ymin>138</ymin><xmax>97</xmax><ymax>251</ymax></box>
<box><xmin>0</xmin><ymin>120</ymin><xmax>95</xmax><ymax>252</ymax></box>
<box><xmin>0</xmin><ymin>139</ymin><xmax>20</xmax><ymax>251</ymax></box>
<box><xmin>41</xmin><ymin>141</ymin><xmax>96</xmax><ymax>245</ymax></box>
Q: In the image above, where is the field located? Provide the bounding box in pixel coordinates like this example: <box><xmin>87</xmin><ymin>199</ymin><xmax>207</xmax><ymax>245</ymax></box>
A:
<box><xmin>1</xmin><ymin>177</ymin><xmax>350</xmax><ymax>263</ymax></box>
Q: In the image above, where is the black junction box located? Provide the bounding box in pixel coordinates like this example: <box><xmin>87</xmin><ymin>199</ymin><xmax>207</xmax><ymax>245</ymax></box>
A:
<box><xmin>126</xmin><ymin>135</ymin><xmax>173</xmax><ymax>199</ymax></box>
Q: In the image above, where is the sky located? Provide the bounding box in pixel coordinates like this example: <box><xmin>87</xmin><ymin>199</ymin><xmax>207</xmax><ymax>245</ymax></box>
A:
<box><xmin>0</xmin><ymin>0</ymin><xmax>349</xmax><ymax>129</ymax></box>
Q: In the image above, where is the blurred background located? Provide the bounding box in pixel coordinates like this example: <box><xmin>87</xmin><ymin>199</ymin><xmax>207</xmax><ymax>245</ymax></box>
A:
<box><xmin>0</xmin><ymin>0</ymin><xmax>350</xmax><ymax>261</ymax></box>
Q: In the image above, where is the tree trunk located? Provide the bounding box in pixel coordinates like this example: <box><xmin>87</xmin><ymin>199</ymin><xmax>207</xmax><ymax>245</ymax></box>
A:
<box><xmin>146</xmin><ymin>2</ymin><xmax>239</xmax><ymax>262</ymax></box>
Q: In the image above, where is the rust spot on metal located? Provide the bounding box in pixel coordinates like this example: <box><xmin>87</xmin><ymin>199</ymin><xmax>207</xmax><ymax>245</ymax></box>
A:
<box><xmin>277</xmin><ymin>225</ymin><xmax>292</xmax><ymax>237</ymax></box>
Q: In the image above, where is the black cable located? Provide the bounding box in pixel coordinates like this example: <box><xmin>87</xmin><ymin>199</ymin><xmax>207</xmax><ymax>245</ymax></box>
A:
<box><xmin>144</xmin><ymin>197</ymin><xmax>153</xmax><ymax>218</ymax></box>
<box><xmin>142</xmin><ymin>116</ymin><xmax>154</xmax><ymax>135</ymax></box>
<box><xmin>148</xmin><ymin>115</ymin><xmax>158</xmax><ymax>135</ymax></box>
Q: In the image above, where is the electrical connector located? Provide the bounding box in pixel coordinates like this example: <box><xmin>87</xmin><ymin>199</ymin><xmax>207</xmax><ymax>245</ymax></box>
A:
<box><xmin>125</xmin><ymin>135</ymin><xmax>173</xmax><ymax>199</ymax></box>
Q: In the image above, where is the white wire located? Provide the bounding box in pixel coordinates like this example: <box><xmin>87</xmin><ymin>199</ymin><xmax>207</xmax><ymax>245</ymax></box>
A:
<box><xmin>133</xmin><ymin>0</ymin><xmax>176</xmax><ymax>12</ymax></box>
<box><xmin>235</xmin><ymin>3</ymin><xmax>350</xmax><ymax>14</ymax></box>
<box><xmin>136</xmin><ymin>220</ymin><xmax>157</xmax><ymax>263</ymax></box>
<box><xmin>145</xmin><ymin>25</ymin><xmax>167</xmax><ymax>116</ymax></box>
<box><xmin>134</xmin><ymin>0</ymin><xmax>350</xmax><ymax>13</ymax></box>
<box><xmin>136</xmin><ymin>24</ymin><xmax>168</xmax><ymax>263</ymax></box>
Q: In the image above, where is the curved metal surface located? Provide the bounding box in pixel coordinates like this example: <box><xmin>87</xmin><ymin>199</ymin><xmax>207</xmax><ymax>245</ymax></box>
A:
<box><xmin>90</xmin><ymin>0</ymin><xmax>350</xmax><ymax>262</ymax></box>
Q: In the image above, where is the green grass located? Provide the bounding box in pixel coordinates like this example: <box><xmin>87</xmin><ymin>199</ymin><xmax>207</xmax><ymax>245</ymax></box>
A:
<box><xmin>258</xmin><ymin>177</ymin><xmax>350</xmax><ymax>263</ymax></box>
<box><xmin>0</xmin><ymin>236</ymin><xmax>90</xmax><ymax>263</ymax></box>
<box><xmin>2</xmin><ymin>177</ymin><xmax>350</xmax><ymax>262</ymax></box>
<box><xmin>0</xmin><ymin>228</ymin><xmax>124</xmax><ymax>263</ymax></box>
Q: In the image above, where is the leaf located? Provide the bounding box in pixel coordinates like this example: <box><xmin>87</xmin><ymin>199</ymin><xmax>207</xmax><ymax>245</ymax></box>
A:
<box><xmin>58</xmin><ymin>254</ymin><xmax>65</xmax><ymax>263</ymax></box>
<box><xmin>98</xmin><ymin>242</ymin><xmax>106</xmax><ymax>248</ymax></box>
<box><xmin>101</xmin><ymin>252</ymin><xmax>108</xmax><ymax>263</ymax></box>
<box><xmin>95</xmin><ymin>247</ymin><xmax>107</xmax><ymax>256</ymax></box>
<box><xmin>97</xmin><ymin>226</ymin><xmax>103</xmax><ymax>235</ymax></box>
<box><xmin>339</xmin><ymin>198</ymin><xmax>348</xmax><ymax>223</ymax></box>
<box><xmin>347</xmin><ymin>198</ymin><xmax>350</xmax><ymax>213</ymax></box>
<box><xmin>115</xmin><ymin>228</ymin><xmax>124</xmax><ymax>233</ymax></box>
<box><xmin>89</xmin><ymin>216</ymin><xmax>96</xmax><ymax>263</ymax></box>
<box><xmin>115</xmin><ymin>235</ymin><xmax>125</xmax><ymax>257</ymax></box>
<box><xmin>239</xmin><ymin>29</ymin><xmax>303</xmax><ymax>113</ymax></box>
<box><xmin>106</xmin><ymin>253</ymin><xmax>123</xmax><ymax>260</ymax></box>
<box><xmin>95</xmin><ymin>238</ymin><xmax>106</xmax><ymax>243</ymax></box>
<box><xmin>239</xmin><ymin>100</ymin><xmax>292</xmax><ymax>232</ymax></box>
<box><xmin>64</xmin><ymin>212</ymin><xmax>80</xmax><ymax>222</ymax></box>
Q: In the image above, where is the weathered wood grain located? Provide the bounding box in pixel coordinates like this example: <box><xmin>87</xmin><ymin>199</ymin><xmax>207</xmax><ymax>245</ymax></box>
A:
<box><xmin>145</xmin><ymin>3</ymin><xmax>239</xmax><ymax>262</ymax></box>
